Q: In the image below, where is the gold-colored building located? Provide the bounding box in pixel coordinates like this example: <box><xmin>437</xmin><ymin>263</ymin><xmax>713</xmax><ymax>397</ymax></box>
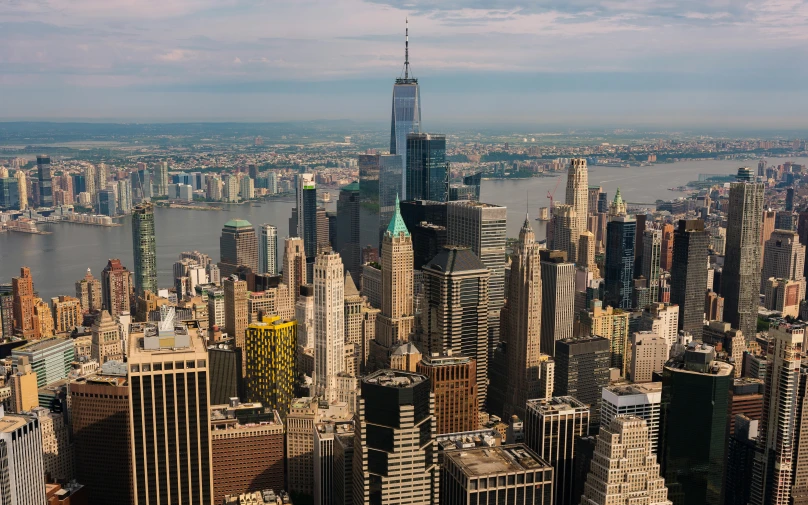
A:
<box><xmin>51</xmin><ymin>295</ymin><xmax>81</xmax><ymax>334</ymax></box>
<box><xmin>246</xmin><ymin>316</ymin><xmax>297</xmax><ymax>417</ymax></box>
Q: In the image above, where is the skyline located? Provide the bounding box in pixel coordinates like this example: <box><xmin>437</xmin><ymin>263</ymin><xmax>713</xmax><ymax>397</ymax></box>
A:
<box><xmin>2</xmin><ymin>0</ymin><xmax>808</xmax><ymax>126</ymax></box>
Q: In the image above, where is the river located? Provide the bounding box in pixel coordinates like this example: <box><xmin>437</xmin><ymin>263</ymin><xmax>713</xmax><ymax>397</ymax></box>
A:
<box><xmin>0</xmin><ymin>157</ymin><xmax>798</xmax><ymax>301</ymax></box>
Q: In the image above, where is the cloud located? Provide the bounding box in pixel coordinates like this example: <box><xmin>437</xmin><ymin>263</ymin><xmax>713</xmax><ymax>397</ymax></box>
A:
<box><xmin>156</xmin><ymin>49</ymin><xmax>193</xmax><ymax>62</ymax></box>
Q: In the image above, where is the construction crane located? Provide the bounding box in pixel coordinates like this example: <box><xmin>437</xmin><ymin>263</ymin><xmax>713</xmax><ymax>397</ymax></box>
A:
<box><xmin>547</xmin><ymin>176</ymin><xmax>562</xmax><ymax>208</ymax></box>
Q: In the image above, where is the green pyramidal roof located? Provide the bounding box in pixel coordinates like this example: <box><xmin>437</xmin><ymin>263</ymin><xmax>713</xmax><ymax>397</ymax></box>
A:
<box><xmin>224</xmin><ymin>218</ymin><xmax>253</xmax><ymax>228</ymax></box>
<box><xmin>342</xmin><ymin>181</ymin><xmax>360</xmax><ymax>192</ymax></box>
<box><xmin>386</xmin><ymin>195</ymin><xmax>410</xmax><ymax>237</ymax></box>
<box><xmin>613</xmin><ymin>187</ymin><xmax>623</xmax><ymax>204</ymax></box>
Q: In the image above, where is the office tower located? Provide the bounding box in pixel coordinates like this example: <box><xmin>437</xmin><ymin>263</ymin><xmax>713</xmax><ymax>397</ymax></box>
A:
<box><xmin>246</xmin><ymin>316</ymin><xmax>297</xmax><ymax>416</ymax></box>
<box><xmin>259</xmin><ymin>224</ymin><xmax>278</xmax><ymax>275</ymax></box>
<box><xmin>669</xmin><ymin>219</ymin><xmax>709</xmax><ymax>338</ymax></box>
<box><xmin>0</xmin><ymin>409</ymin><xmax>47</xmax><ymax>504</ymax></box>
<box><xmin>361</xmin><ymin>263</ymin><xmax>382</xmax><ymax>309</ymax></box>
<box><xmin>634</xmin><ymin>214</ymin><xmax>648</xmax><ymax>276</ymax></box>
<box><xmin>296</xmin><ymin>173</ymin><xmax>318</xmax><ymax>259</ymax></box>
<box><xmin>704</xmin><ymin>290</ymin><xmax>723</xmax><ymax>321</ymax></box>
<box><xmin>447</xmin><ymin>201</ymin><xmax>507</xmax><ymax>351</ymax></box>
<box><xmin>70</xmin><ymin>362</ymin><xmax>130</xmax><ymax>505</ymax></box>
<box><xmin>75</xmin><ymin>268</ymin><xmax>102</xmax><ymax>313</ymax></box>
<box><xmin>218</xmin><ymin>219</ymin><xmax>258</xmax><ymax>278</ymax></box>
<box><xmin>0</xmin><ymin>286</ymin><xmax>12</xmax><ymax>340</ymax></box>
<box><xmin>12</xmin><ymin>267</ymin><xmax>36</xmax><ymax>339</ymax></box>
<box><xmin>117</xmin><ymin>179</ymin><xmax>132</xmax><ymax>214</ymax></box>
<box><xmin>37</xmin><ymin>154</ymin><xmax>52</xmax><ymax>207</ymax></box>
<box><xmin>314</xmin><ymin>415</ymin><xmax>354</xmax><ymax>505</ymax></box>
<box><xmin>12</xmin><ymin>337</ymin><xmax>74</xmax><ymax>389</ymax></box>
<box><xmin>416</xmin><ymin>246</ymin><xmax>490</xmax><ymax>405</ymax></box>
<box><xmin>352</xmin><ymin>370</ymin><xmax>437</xmax><ymax>504</ymax></box>
<box><xmin>601</xmin><ymin>382</ymin><xmax>662</xmax><ymax>453</ymax></box>
<box><xmin>440</xmin><ymin>444</ymin><xmax>554</xmax><ymax>504</ymax></box>
<box><xmin>639</xmin><ymin>301</ymin><xmax>679</xmax><ymax>351</ymax></box>
<box><xmin>660</xmin><ymin>342</ymin><xmax>732</xmax><ymax>505</ymax></box>
<box><xmin>540</xmin><ymin>249</ymin><xmax>575</xmax><ymax>356</ymax></box>
<box><xmin>295</xmin><ymin>284</ymin><xmax>315</xmax><ymax>351</ymax></box>
<box><xmin>208</xmin><ymin>341</ymin><xmax>240</xmax><ymax>405</ymax></box>
<box><xmin>131</xmin><ymin>202</ymin><xmax>158</xmax><ymax>295</ymax></box>
<box><xmin>127</xmin><ymin>317</ymin><xmax>212</xmax><ymax>505</ymax></box>
<box><xmin>317</xmin><ymin>207</ymin><xmax>330</xmax><ymax>253</ymax></box>
<box><xmin>503</xmin><ymin>216</ymin><xmax>545</xmax><ymax>419</ymax></box>
<box><xmin>101</xmin><ymin>259</ymin><xmax>133</xmax><ymax>317</ymax></box>
<box><xmin>50</xmin><ymin>295</ymin><xmax>80</xmax><ymax>334</ymax></box>
<box><xmin>551</xmin><ymin>204</ymin><xmax>576</xmax><ymax>258</ymax></box>
<box><xmin>333</xmin><ymin>429</ymin><xmax>355</xmax><ymax>505</ymax></box>
<box><xmin>153</xmin><ymin>160</ymin><xmax>169</xmax><ymax>196</ymax></box>
<box><xmin>702</xmin><ymin>321</ymin><xmax>746</xmax><ymax>378</ymax></box>
<box><xmin>578</xmin><ymin>230</ymin><xmax>599</xmax><ymax>277</ymax></box>
<box><xmin>9</xmin><ymin>356</ymin><xmax>38</xmax><ymax>413</ymax></box>
<box><xmin>90</xmin><ymin>310</ymin><xmax>122</xmax><ymax>364</ymax></box>
<box><xmin>239</xmin><ymin>175</ymin><xmax>254</xmax><ymax>200</ymax></box>
<box><xmin>579</xmin><ymin>300</ymin><xmax>630</xmax><ymax>374</ymax></box>
<box><xmin>793</xmin><ymin>365</ymin><xmax>808</xmax><ymax>505</ymax></box>
<box><xmin>726</xmin><ymin>377</ymin><xmax>764</xmax><ymax>436</ymax></box>
<box><xmin>224</xmin><ymin>276</ymin><xmax>249</xmax><ymax>376</ymax></box>
<box><xmin>406</xmin><ymin>133</ymin><xmax>447</xmax><ymax>202</ymax></box>
<box><xmin>629</xmin><ymin>331</ymin><xmax>668</xmax><ymax>382</ymax></box>
<box><xmin>564</xmin><ymin>158</ymin><xmax>589</xmax><ymax>262</ymax></box>
<box><xmin>287</xmin><ymin>397</ymin><xmax>318</xmax><ymax>497</ymax></box>
<box><xmin>210</xmin><ymin>402</ymin><xmax>285</xmax><ymax>505</ymax></box>
<box><xmin>749</xmin><ymin>324</ymin><xmax>803</xmax><ymax>505</ymax></box>
<box><xmin>524</xmin><ymin>396</ymin><xmax>590</xmax><ymax>505</ymax></box>
<box><xmin>314</xmin><ymin>251</ymin><xmax>345</xmax><ymax>394</ymax></box>
<box><xmin>283</xmin><ymin>236</ymin><xmax>306</xmax><ymax>300</ymax></box>
<box><xmin>640</xmin><ymin>228</ymin><xmax>662</xmax><ymax>303</ymax></box>
<box><xmin>0</xmin><ymin>175</ymin><xmax>19</xmax><ymax>209</ymax></box>
<box><xmin>581</xmin><ymin>416</ymin><xmax>672</xmax><ymax>505</ymax></box>
<box><xmin>376</xmin><ymin>197</ymin><xmax>415</xmax><ymax>346</ymax></box>
<box><xmin>553</xmin><ymin>336</ymin><xmax>610</xmax><ymax>428</ymax></box>
<box><xmin>723</xmin><ymin>167</ymin><xmax>765</xmax><ymax>341</ymax></box>
<box><xmin>336</xmin><ymin>182</ymin><xmax>361</xmax><ymax>284</ymax></box>
<box><xmin>344</xmin><ymin>272</ymin><xmax>363</xmax><ymax>346</ymax></box>
<box><xmin>390</xmin><ymin>22</ymin><xmax>421</xmax><ymax>198</ymax></box>
<box><xmin>761</xmin><ymin>229</ymin><xmax>806</xmax><ymax>292</ymax></box>
<box><xmin>416</xmin><ymin>352</ymin><xmax>478</xmax><ymax>434</ymax></box>
<box><xmin>725</xmin><ymin>415</ymin><xmax>759</xmax><ymax>505</ymax></box>
<box><xmin>15</xmin><ymin>169</ymin><xmax>27</xmax><ymax>209</ymax></box>
<box><xmin>379</xmin><ymin>154</ymin><xmax>404</xmax><ymax>239</ymax></box>
<box><xmin>604</xmin><ymin>215</ymin><xmax>636</xmax><ymax>309</ymax></box>
<box><xmin>359</xmin><ymin>153</ymin><xmax>381</xmax><ymax>239</ymax></box>
<box><xmin>97</xmin><ymin>188</ymin><xmax>116</xmax><ymax>216</ymax></box>
<box><xmin>660</xmin><ymin>222</ymin><xmax>674</xmax><ymax>271</ymax></box>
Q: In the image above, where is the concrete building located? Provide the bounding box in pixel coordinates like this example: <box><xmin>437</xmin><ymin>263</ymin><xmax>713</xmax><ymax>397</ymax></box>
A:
<box><xmin>639</xmin><ymin>302</ymin><xmax>679</xmax><ymax>352</ymax></box>
<box><xmin>761</xmin><ymin>229</ymin><xmax>805</xmax><ymax>297</ymax></box>
<box><xmin>259</xmin><ymin>224</ymin><xmax>278</xmax><ymax>275</ymax></box>
<box><xmin>553</xmin><ymin>336</ymin><xmax>610</xmax><ymax>428</ymax></box>
<box><xmin>578</xmin><ymin>300</ymin><xmax>630</xmax><ymax>375</ymax></box>
<box><xmin>101</xmin><ymin>259</ymin><xmax>132</xmax><ymax>317</ymax></box>
<box><xmin>90</xmin><ymin>310</ymin><xmax>122</xmax><ymax>364</ymax></box>
<box><xmin>283</xmin><ymin>237</ymin><xmax>306</xmax><ymax>298</ymax></box>
<box><xmin>75</xmin><ymin>268</ymin><xmax>102</xmax><ymax>314</ymax></box>
<box><xmin>50</xmin><ymin>296</ymin><xmax>81</xmax><ymax>335</ymax></box>
<box><xmin>564</xmin><ymin>158</ymin><xmax>589</xmax><ymax>263</ymax></box>
<box><xmin>314</xmin><ymin>251</ymin><xmax>345</xmax><ymax>395</ymax></box>
<box><xmin>416</xmin><ymin>352</ymin><xmax>478</xmax><ymax>435</ymax></box>
<box><xmin>601</xmin><ymin>382</ymin><xmax>662</xmax><ymax>454</ymax></box>
<box><xmin>629</xmin><ymin>331</ymin><xmax>668</xmax><ymax>383</ymax></box>
<box><xmin>0</xmin><ymin>408</ymin><xmax>47</xmax><ymax>505</ymax></box>
<box><xmin>224</xmin><ymin>276</ymin><xmax>249</xmax><ymax>376</ymax></box>
<box><xmin>9</xmin><ymin>357</ymin><xmax>38</xmax><ymax>413</ymax></box>
<box><xmin>12</xmin><ymin>267</ymin><xmax>36</xmax><ymax>339</ymax></box>
<box><xmin>702</xmin><ymin>321</ymin><xmax>746</xmax><ymax>378</ymax></box>
<box><xmin>218</xmin><ymin>219</ymin><xmax>258</xmax><ymax>278</ymax></box>
<box><xmin>12</xmin><ymin>338</ymin><xmax>74</xmax><ymax>388</ymax></box>
<box><xmin>314</xmin><ymin>416</ymin><xmax>354</xmax><ymax>505</ymax></box>
<box><xmin>31</xmin><ymin>407</ymin><xmax>73</xmax><ymax>483</ymax></box>
<box><xmin>540</xmin><ymin>249</ymin><xmax>575</xmax><ymax>357</ymax></box>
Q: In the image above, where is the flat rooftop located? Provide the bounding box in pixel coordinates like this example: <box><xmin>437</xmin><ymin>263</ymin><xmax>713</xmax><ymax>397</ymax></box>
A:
<box><xmin>445</xmin><ymin>444</ymin><xmax>551</xmax><ymax>476</ymax></box>
<box><xmin>605</xmin><ymin>382</ymin><xmax>662</xmax><ymax>396</ymax></box>
<box><xmin>14</xmin><ymin>337</ymin><xmax>70</xmax><ymax>353</ymax></box>
<box><xmin>363</xmin><ymin>370</ymin><xmax>426</xmax><ymax>388</ymax></box>
<box><xmin>0</xmin><ymin>413</ymin><xmax>30</xmax><ymax>434</ymax></box>
<box><xmin>527</xmin><ymin>396</ymin><xmax>588</xmax><ymax>413</ymax></box>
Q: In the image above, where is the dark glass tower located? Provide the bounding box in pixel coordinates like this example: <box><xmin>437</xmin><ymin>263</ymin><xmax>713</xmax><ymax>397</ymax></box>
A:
<box><xmin>670</xmin><ymin>219</ymin><xmax>709</xmax><ymax>338</ymax></box>
<box><xmin>553</xmin><ymin>336</ymin><xmax>611</xmax><ymax>429</ymax></box>
<box><xmin>296</xmin><ymin>174</ymin><xmax>318</xmax><ymax>262</ymax></box>
<box><xmin>37</xmin><ymin>154</ymin><xmax>53</xmax><ymax>207</ymax></box>
<box><xmin>390</xmin><ymin>20</ymin><xmax>421</xmax><ymax>199</ymax></box>
<box><xmin>0</xmin><ymin>177</ymin><xmax>19</xmax><ymax>210</ymax></box>
<box><xmin>336</xmin><ymin>181</ymin><xmax>361</xmax><ymax>284</ymax></box>
<box><xmin>132</xmin><ymin>202</ymin><xmax>158</xmax><ymax>295</ymax></box>
<box><xmin>604</xmin><ymin>216</ymin><xmax>636</xmax><ymax>309</ymax></box>
<box><xmin>406</xmin><ymin>133</ymin><xmax>447</xmax><ymax>203</ymax></box>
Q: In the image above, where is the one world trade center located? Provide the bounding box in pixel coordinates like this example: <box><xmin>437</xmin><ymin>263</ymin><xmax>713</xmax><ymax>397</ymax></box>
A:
<box><xmin>390</xmin><ymin>19</ymin><xmax>421</xmax><ymax>200</ymax></box>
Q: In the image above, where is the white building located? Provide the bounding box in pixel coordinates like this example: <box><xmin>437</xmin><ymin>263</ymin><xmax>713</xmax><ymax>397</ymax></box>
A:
<box><xmin>0</xmin><ymin>407</ymin><xmax>47</xmax><ymax>505</ymax></box>
<box><xmin>314</xmin><ymin>251</ymin><xmax>345</xmax><ymax>394</ymax></box>
<box><xmin>259</xmin><ymin>224</ymin><xmax>278</xmax><ymax>275</ymax></box>
<box><xmin>601</xmin><ymin>382</ymin><xmax>662</xmax><ymax>454</ymax></box>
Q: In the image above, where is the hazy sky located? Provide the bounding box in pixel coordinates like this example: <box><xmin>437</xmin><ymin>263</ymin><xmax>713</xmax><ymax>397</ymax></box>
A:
<box><xmin>2</xmin><ymin>0</ymin><xmax>808</xmax><ymax>127</ymax></box>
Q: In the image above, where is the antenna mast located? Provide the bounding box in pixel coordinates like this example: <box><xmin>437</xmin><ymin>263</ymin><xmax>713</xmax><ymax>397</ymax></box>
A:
<box><xmin>404</xmin><ymin>18</ymin><xmax>409</xmax><ymax>80</ymax></box>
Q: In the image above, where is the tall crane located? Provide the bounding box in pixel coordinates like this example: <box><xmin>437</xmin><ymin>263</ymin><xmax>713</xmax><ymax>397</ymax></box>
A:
<box><xmin>547</xmin><ymin>176</ymin><xmax>562</xmax><ymax>208</ymax></box>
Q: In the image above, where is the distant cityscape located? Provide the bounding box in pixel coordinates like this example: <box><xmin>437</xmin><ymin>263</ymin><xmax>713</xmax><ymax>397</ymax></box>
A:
<box><xmin>1</xmin><ymin>20</ymin><xmax>808</xmax><ymax>505</ymax></box>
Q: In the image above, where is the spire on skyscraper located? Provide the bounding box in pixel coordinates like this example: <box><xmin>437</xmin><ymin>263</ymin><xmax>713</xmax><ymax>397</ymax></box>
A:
<box><xmin>386</xmin><ymin>194</ymin><xmax>410</xmax><ymax>237</ymax></box>
<box><xmin>404</xmin><ymin>17</ymin><xmax>410</xmax><ymax>80</ymax></box>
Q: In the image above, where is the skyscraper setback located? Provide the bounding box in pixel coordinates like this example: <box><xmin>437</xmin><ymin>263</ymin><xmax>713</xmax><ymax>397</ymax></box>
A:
<box><xmin>390</xmin><ymin>20</ymin><xmax>421</xmax><ymax>198</ymax></box>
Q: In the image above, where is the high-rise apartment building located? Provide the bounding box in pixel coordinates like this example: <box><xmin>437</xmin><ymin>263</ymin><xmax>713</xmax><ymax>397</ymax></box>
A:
<box><xmin>283</xmin><ymin>237</ymin><xmax>306</xmax><ymax>300</ymax></box>
<box><xmin>761</xmin><ymin>229</ymin><xmax>806</xmax><ymax>295</ymax></box>
<box><xmin>376</xmin><ymin>197</ymin><xmax>415</xmax><ymax>347</ymax></box>
<box><xmin>352</xmin><ymin>370</ymin><xmax>437</xmax><ymax>505</ymax></box>
<box><xmin>223</xmin><ymin>276</ymin><xmax>249</xmax><ymax>376</ymax></box>
<box><xmin>524</xmin><ymin>396</ymin><xmax>590</xmax><ymax>505</ymax></box>
<box><xmin>37</xmin><ymin>154</ymin><xmax>53</xmax><ymax>207</ymax></box>
<box><xmin>551</xmin><ymin>204</ymin><xmax>576</xmax><ymax>259</ymax></box>
<box><xmin>218</xmin><ymin>219</ymin><xmax>258</xmax><ymax>278</ymax></box>
<box><xmin>416</xmin><ymin>352</ymin><xmax>478</xmax><ymax>435</ymax></box>
<box><xmin>259</xmin><ymin>224</ymin><xmax>278</xmax><ymax>275</ymax></box>
<box><xmin>101</xmin><ymin>259</ymin><xmax>133</xmax><ymax>317</ymax></box>
<box><xmin>540</xmin><ymin>249</ymin><xmax>575</xmax><ymax>357</ymax></box>
<box><xmin>15</xmin><ymin>169</ymin><xmax>27</xmax><ymax>210</ymax></box>
<box><xmin>581</xmin><ymin>416</ymin><xmax>672</xmax><ymax>505</ymax></box>
<box><xmin>578</xmin><ymin>300</ymin><xmax>630</xmax><ymax>375</ymax></box>
<box><xmin>12</xmin><ymin>267</ymin><xmax>36</xmax><ymax>339</ymax></box>
<box><xmin>406</xmin><ymin>133</ymin><xmax>447</xmax><ymax>202</ymax></box>
<box><xmin>336</xmin><ymin>182</ymin><xmax>361</xmax><ymax>284</ymax></box>
<box><xmin>51</xmin><ymin>295</ymin><xmax>81</xmax><ymax>334</ymax></box>
<box><xmin>601</xmin><ymin>382</ymin><xmax>662</xmax><ymax>453</ymax></box>
<box><xmin>660</xmin><ymin>343</ymin><xmax>733</xmax><ymax>505</ymax></box>
<box><xmin>553</xmin><ymin>336</ymin><xmax>611</xmax><ymax>428</ymax></box>
<box><xmin>604</xmin><ymin>215</ymin><xmax>636</xmax><ymax>309</ymax></box>
<box><xmin>314</xmin><ymin>251</ymin><xmax>345</xmax><ymax>394</ymax></box>
<box><xmin>246</xmin><ymin>316</ymin><xmax>297</xmax><ymax>416</ymax></box>
<box><xmin>629</xmin><ymin>331</ymin><xmax>668</xmax><ymax>383</ymax></box>
<box><xmin>296</xmin><ymin>173</ymin><xmax>318</xmax><ymax>261</ymax></box>
<box><xmin>447</xmin><ymin>200</ymin><xmax>507</xmax><ymax>351</ymax></box>
<box><xmin>131</xmin><ymin>203</ymin><xmax>158</xmax><ymax>295</ymax></box>
<box><xmin>75</xmin><ymin>268</ymin><xmax>102</xmax><ymax>313</ymax></box>
<box><xmin>749</xmin><ymin>324</ymin><xmax>804</xmax><ymax>505</ymax></box>
<box><xmin>127</xmin><ymin>317</ymin><xmax>213</xmax><ymax>505</ymax></box>
<box><xmin>564</xmin><ymin>158</ymin><xmax>589</xmax><ymax>262</ymax></box>
<box><xmin>722</xmin><ymin>167</ymin><xmax>764</xmax><ymax>341</ymax></box>
<box><xmin>669</xmin><ymin>219</ymin><xmax>709</xmax><ymax>338</ymax></box>
<box><xmin>416</xmin><ymin>246</ymin><xmax>490</xmax><ymax>405</ymax></box>
<box><xmin>0</xmin><ymin>409</ymin><xmax>47</xmax><ymax>505</ymax></box>
<box><xmin>153</xmin><ymin>160</ymin><xmax>169</xmax><ymax>197</ymax></box>
<box><xmin>390</xmin><ymin>25</ymin><xmax>421</xmax><ymax>198</ymax></box>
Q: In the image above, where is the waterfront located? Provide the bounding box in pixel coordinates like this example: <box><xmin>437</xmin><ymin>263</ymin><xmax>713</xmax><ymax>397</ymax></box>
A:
<box><xmin>0</xmin><ymin>157</ymin><xmax>799</xmax><ymax>301</ymax></box>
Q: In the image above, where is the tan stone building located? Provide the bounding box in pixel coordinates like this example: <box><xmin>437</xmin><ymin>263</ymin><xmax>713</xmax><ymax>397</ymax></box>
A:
<box><xmin>91</xmin><ymin>310</ymin><xmax>122</xmax><ymax>364</ymax></box>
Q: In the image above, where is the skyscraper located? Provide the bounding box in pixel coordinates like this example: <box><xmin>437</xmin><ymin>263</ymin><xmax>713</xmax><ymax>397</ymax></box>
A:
<box><xmin>296</xmin><ymin>173</ymin><xmax>318</xmax><ymax>261</ymax></box>
<box><xmin>259</xmin><ymin>224</ymin><xmax>278</xmax><ymax>275</ymax></box>
<box><xmin>406</xmin><ymin>133</ymin><xmax>447</xmax><ymax>202</ymax></box>
<box><xmin>581</xmin><ymin>416</ymin><xmax>672</xmax><ymax>505</ymax></box>
<box><xmin>336</xmin><ymin>182</ymin><xmax>361</xmax><ymax>284</ymax></box>
<box><xmin>101</xmin><ymin>259</ymin><xmax>132</xmax><ymax>317</ymax></box>
<box><xmin>640</xmin><ymin>227</ymin><xmax>662</xmax><ymax>303</ymax></box>
<box><xmin>224</xmin><ymin>276</ymin><xmax>249</xmax><ymax>376</ymax></box>
<box><xmin>283</xmin><ymin>236</ymin><xmax>306</xmax><ymax>301</ymax></box>
<box><xmin>352</xmin><ymin>370</ymin><xmax>437</xmax><ymax>504</ymax></box>
<box><xmin>246</xmin><ymin>316</ymin><xmax>297</xmax><ymax>417</ymax></box>
<box><xmin>553</xmin><ymin>336</ymin><xmax>611</xmax><ymax>428</ymax></box>
<box><xmin>601</xmin><ymin>382</ymin><xmax>662</xmax><ymax>454</ymax></box>
<box><xmin>0</xmin><ymin>409</ymin><xmax>47</xmax><ymax>505</ymax></box>
<box><xmin>416</xmin><ymin>246</ymin><xmax>490</xmax><ymax>405</ymax></box>
<box><xmin>761</xmin><ymin>229</ymin><xmax>805</xmax><ymax>294</ymax></box>
<box><xmin>37</xmin><ymin>154</ymin><xmax>52</xmax><ymax>207</ymax></box>
<box><xmin>12</xmin><ymin>267</ymin><xmax>36</xmax><ymax>339</ymax></box>
<box><xmin>416</xmin><ymin>352</ymin><xmax>478</xmax><ymax>435</ymax></box>
<box><xmin>564</xmin><ymin>158</ymin><xmax>589</xmax><ymax>262</ymax></box>
<box><xmin>390</xmin><ymin>20</ymin><xmax>421</xmax><ymax>198</ymax></box>
<box><xmin>378</xmin><ymin>154</ymin><xmax>404</xmax><ymax>243</ymax></box>
<box><xmin>15</xmin><ymin>169</ymin><xmax>27</xmax><ymax>210</ymax></box>
<box><xmin>670</xmin><ymin>219</ymin><xmax>709</xmax><ymax>338</ymax></box>
<box><xmin>314</xmin><ymin>251</ymin><xmax>345</xmax><ymax>394</ymax></box>
<box><xmin>127</xmin><ymin>317</ymin><xmax>213</xmax><ymax>505</ymax></box>
<box><xmin>91</xmin><ymin>310</ymin><xmax>123</xmax><ymax>364</ymax></box>
<box><xmin>75</xmin><ymin>268</ymin><xmax>102</xmax><ymax>313</ymax></box>
<box><xmin>447</xmin><ymin>200</ymin><xmax>507</xmax><ymax>351</ymax></box>
<box><xmin>604</xmin><ymin>215</ymin><xmax>636</xmax><ymax>309</ymax></box>
<box><xmin>377</xmin><ymin>196</ymin><xmax>414</xmax><ymax>346</ymax></box>
<box><xmin>749</xmin><ymin>324</ymin><xmax>804</xmax><ymax>505</ymax></box>
<box><xmin>153</xmin><ymin>160</ymin><xmax>169</xmax><ymax>197</ymax></box>
<box><xmin>218</xmin><ymin>218</ymin><xmax>258</xmax><ymax>278</ymax></box>
<box><xmin>131</xmin><ymin>202</ymin><xmax>158</xmax><ymax>295</ymax></box>
<box><xmin>540</xmin><ymin>249</ymin><xmax>575</xmax><ymax>357</ymax></box>
<box><xmin>722</xmin><ymin>167</ymin><xmax>764</xmax><ymax>341</ymax></box>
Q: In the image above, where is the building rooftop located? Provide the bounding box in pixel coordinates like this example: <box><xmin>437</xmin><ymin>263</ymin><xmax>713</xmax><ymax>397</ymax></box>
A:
<box><xmin>363</xmin><ymin>369</ymin><xmax>426</xmax><ymax>388</ymax></box>
<box><xmin>0</xmin><ymin>411</ymin><xmax>31</xmax><ymax>434</ymax></box>
<box><xmin>437</xmin><ymin>429</ymin><xmax>502</xmax><ymax>452</ymax></box>
<box><xmin>14</xmin><ymin>337</ymin><xmax>71</xmax><ymax>354</ymax></box>
<box><xmin>424</xmin><ymin>246</ymin><xmax>487</xmax><ymax>274</ymax></box>
<box><xmin>421</xmin><ymin>351</ymin><xmax>471</xmax><ymax>366</ymax></box>
<box><xmin>526</xmin><ymin>396</ymin><xmax>589</xmax><ymax>414</ymax></box>
<box><xmin>444</xmin><ymin>444</ymin><xmax>551</xmax><ymax>476</ymax></box>
<box><xmin>224</xmin><ymin>218</ymin><xmax>253</xmax><ymax>229</ymax></box>
<box><xmin>605</xmin><ymin>382</ymin><xmax>662</xmax><ymax>397</ymax></box>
